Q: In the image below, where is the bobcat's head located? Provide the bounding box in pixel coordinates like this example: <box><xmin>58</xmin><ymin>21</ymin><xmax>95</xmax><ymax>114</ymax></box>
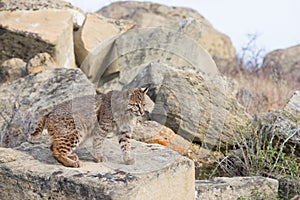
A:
<box><xmin>127</xmin><ymin>85</ymin><xmax>150</xmax><ymax>116</ymax></box>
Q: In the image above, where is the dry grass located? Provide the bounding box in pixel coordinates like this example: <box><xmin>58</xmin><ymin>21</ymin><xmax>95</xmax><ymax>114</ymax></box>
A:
<box><xmin>207</xmin><ymin>37</ymin><xmax>300</xmax><ymax>199</ymax></box>
<box><xmin>217</xmin><ymin>33</ymin><xmax>298</xmax><ymax>114</ymax></box>
<box><xmin>231</xmin><ymin>70</ymin><xmax>294</xmax><ymax>114</ymax></box>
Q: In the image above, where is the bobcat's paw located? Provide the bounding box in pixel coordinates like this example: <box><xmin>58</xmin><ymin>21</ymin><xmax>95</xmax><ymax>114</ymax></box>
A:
<box><xmin>73</xmin><ymin>160</ymin><xmax>81</xmax><ymax>168</ymax></box>
<box><xmin>94</xmin><ymin>155</ymin><xmax>106</xmax><ymax>163</ymax></box>
<box><xmin>124</xmin><ymin>158</ymin><xmax>135</xmax><ymax>165</ymax></box>
<box><xmin>68</xmin><ymin>154</ymin><xmax>79</xmax><ymax>161</ymax></box>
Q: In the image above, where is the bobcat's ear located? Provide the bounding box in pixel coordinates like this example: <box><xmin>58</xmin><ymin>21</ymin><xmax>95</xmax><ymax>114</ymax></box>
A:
<box><xmin>140</xmin><ymin>84</ymin><xmax>150</xmax><ymax>94</ymax></box>
<box><xmin>127</xmin><ymin>89</ymin><xmax>134</xmax><ymax>98</ymax></box>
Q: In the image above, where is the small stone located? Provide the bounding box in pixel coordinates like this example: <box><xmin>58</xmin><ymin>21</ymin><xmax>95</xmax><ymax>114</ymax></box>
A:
<box><xmin>0</xmin><ymin>58</ymin><xmax>27</xmax><ymax>84</ymax></box>
<box><xmin>0</xmin><ymin>148</ymin><xmax>17</xmax><ymax>163</ymax></box>
<box><xmin>26</xmin><ymin>52</ymin><xmax>59</xmax><ymax>74</ymax></box>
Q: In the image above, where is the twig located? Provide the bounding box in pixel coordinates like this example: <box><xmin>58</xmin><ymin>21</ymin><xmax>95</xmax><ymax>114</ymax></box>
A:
<box><xmin>270</xmin><ymin>123</ymin><xmax>299</xmax><ymax>173</ymax></box>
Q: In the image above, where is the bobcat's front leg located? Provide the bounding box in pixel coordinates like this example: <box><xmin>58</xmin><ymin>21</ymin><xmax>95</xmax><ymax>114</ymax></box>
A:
<box><xmin>93</xmin><ymin>130</ymin><xmax>106</xmax><ymax>163</ymax></box>
<box><xmin>118</xmin><ymin>131</ymin><xmax>135</xmax><ymax>165</ymax></box>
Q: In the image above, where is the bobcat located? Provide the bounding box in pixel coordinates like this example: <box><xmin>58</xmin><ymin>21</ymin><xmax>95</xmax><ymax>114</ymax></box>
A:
<box><xmin>31</xmin><ymin>86</ymin><xmax>149</xmax><ymax>167</ymax></box>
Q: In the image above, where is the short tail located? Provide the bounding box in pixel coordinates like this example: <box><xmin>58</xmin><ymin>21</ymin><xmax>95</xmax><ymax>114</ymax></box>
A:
<box><xmin>31</xmin><ymin>116</ymin><xmax>46</xmax><ymax>136</ymax></box>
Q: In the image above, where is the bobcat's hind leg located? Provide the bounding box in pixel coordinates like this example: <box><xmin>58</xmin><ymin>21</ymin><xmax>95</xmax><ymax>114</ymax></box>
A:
<box><xmin>52</xmin><ymin>149</ymin><xmax>80</xmax><ymax>168</ymax></box>
<box><xmin>118</xmin><ymin>131</ymin><xmax>135</xmax><ymax>165</ymax></box>
<box><xmin>51</xmin><ymin>141</ymin><xmax>80</xmax><ymax>168</ymax></box>
<box><xmin>68</xmin><ymin>154</ymin><xmax>79</xmax><ymax>161</ymax></box>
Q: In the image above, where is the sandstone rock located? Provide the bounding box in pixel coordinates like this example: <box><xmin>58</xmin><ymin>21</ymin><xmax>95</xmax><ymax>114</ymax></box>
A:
<box><xmin>195</xmin><ymin>176</ymin><xmax>278</xmax><ymax>199</ymax></box>
<box><xmin>81</xmin><ymin>22</ymin><xmax>220</xmax><ymax>93</ymax></box>
<box><xmin>26</xmin><ymin>52</ymin><xmax>59</xmax><ymax>74</ymax></box>
<box><xmin>261</xmin><ymin>44</ymin><xmax>300</xmax><ymax>88</ymax></box>
<box><xmin>282</xmin><ymin>90</ymin><xmax>300</xmax><ymax>149</ymax></box>
<box><xmin>0</xmin><ymin>9</ymin><xmax>76</xmax><ymax>68</ymax></box>
<box><xmin>0</xmin><ymin>137</ymin><xmax>195</xmax><ymax>199</ymax></box>
<box><xmin>74</xmin><ymin>13</ymin><xmax>135</xmax><ymax>66</ymax></box>
<box><xmin>0</xmin><ymin>58</ymin><xmax>27</xmax><ymax>84</ymax></box>
<box><xmin>72</xmin><ymin>16</ymin><xmax>251</xmax><ymax>149</ymax></box>
<box><xmin>98</xmin><ymin>1</ymin><xmax>236</xmax><ymax>70</ymax></box>
<box><xmin>284</xmin><ymin>90</ymin><xmax>300</xmax><ymax>118</ymax></box>
<box><xmin>0</xmin><ymin>148</ymin><xmax>18</xmax><ymax>163</ymax></box>
<box><xmin>0</xmin><ymin>68</ymin><xmax>95</xmax><ymax>148</ymax></box>
<box><xmin>134</xmin><ymin>121</ymin><xmax>223</xmax><ymax>164</ymax></box>
<box><xmin>126</xmin><ymin>63</ymin><xmax>251</xmax><ymax>149</ymax></box>
<box><xmin>0</xmin><ymin>0</ymin><xmax>85</xmax><ymax>29</ymax></box>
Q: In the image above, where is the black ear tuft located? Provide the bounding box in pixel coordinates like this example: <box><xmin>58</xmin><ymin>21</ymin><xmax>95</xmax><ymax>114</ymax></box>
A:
<box><xmin>140</xmin><ymin>84</ymin><xmax>150</xmax><ymax>94</ymax></box>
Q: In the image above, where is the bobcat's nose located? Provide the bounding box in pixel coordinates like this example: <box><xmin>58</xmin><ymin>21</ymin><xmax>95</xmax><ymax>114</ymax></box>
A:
<box><xmin>139</xmin><ymin>109</ymin><xmax>144</xmax><ymax>116</ymax></box>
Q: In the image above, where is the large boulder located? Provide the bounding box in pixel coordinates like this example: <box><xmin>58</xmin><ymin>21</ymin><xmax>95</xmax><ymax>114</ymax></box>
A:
<box><xmin>258</xmin><ymin>90</ymin><xmax>300</xmax><ymax>156</ymax></box>
<box><xmin>0</xmin><ymin>0</ymin><xmax>85</xmax><ymax>29</ymax></box>
<box><xmin>80</xmin><ymin>17</ymin><xmax>250</xmax><ymax>148</ymax></box>
<box><xmin>0</xmin><ymin>68</ymin><xmax>95</xmax><ymax>148</ymax></box>
<box><xmin>126</xmin><ymin>63</ymin><xmax>251</xmax><ymax>149</ymax></box>
<box><xmin>195</xmin><ymin>176</ymin><xmax>278</xmax><ymax>200</ymax></box>
<box><xmin>80</xmin><ymin>21</ymin><xmax>220</xmax><ymax>92</ymax></box>
<box><xmin>261</xmin><ymin>44</ymin><xmax>300</xmax><ymax>88</ymax></box>
<box><xmin>97</xmin><ymin>1</ymin><xmax>236</xmax><ymax>70</ymax></box>
<box><xmin>134</xmin><ymin>120</ymin><xmax>223</xmax><ymax>164</ymax></box>
<box><xmin>0</xmin><ymin>9</ymin><xmax>76</xmax><ymax>68</ymax></box>
<box><xmin>74</xmin><ymin>13</ymin><xmax>135</xmax><ymax>66</ymax></box>
<box><xmin>284</xmin><ymin>90</ymin><xmax>300</xmax><ymax>118</ymax></box>
<box><xmin>0</xmin><ymin>137</ymin><xmax>195</xmax><ymax>199</ymax></box>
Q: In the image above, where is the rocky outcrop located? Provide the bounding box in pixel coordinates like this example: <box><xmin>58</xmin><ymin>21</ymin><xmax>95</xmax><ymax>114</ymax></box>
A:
<box><xmin>284</xmin><ymin>90</ymin><xmax>300</xmax><ymax>118</ymax></box>
<box><xmin>74</xmin><ymin>13</ymin><xmax>135</xmax><ymax>66</ymax></box>
<box><xmin>0</xmin><ymin>68</ymin><xmax>95</xmax><ymax>148</ymax></box>
<box><xmin>127</xmin><ymin>63</ymin><xmax>251</xmax><ymax>148</ymax></box>
<box><xmin>0</xmin><ymin>58</ymin><xmax>27</xmax><ymax>84</ymax></box>
<box><xmin>195</xmin><ymin>176</ymin><xmax>278</xmax><ymax>199</ymax></box>
<box><xmin>134</xmin><ymin>121</ymin><xmax>223</xmax><ymax>164</ymax></box>
<box><xmin>80</xmin><ymin>21</ymin><xmax>220</xmax><ymax>92</ymax></box>
<box><xmin>97</xmin><ymin>1</ymin><xmax>236</xmax><ymax>70</ymax></box>
<box><xmin>0</xmin><ymin>136</ymin><xmax>195</xmax><ymax>199</ymax></box>
<box><xmin>80</xmin><ymin>14</ymin><xmax>251</xmax><ymax>148</ymax></box>
<box><xmin>1</xmin><ymin>1</ymin><xmax>292</xmax><ymax>199</ymax></box>
<box><xmin>281</xmin><ymin>91</ymin><xmax>300</xmax><ymax>152</ymax></box>
<box><xmin>260</xmin><ymin>91</ymin><xmax>300</xmax><ymax>153</ymax></box>
<box><xmin>0</xmin><ymin>9</ymin><xmax>76</xmax><ymax>68</ymax></box>
<box><xmin>261</xmin><ymin>44</ymin><xmax>300</xmax><ymax>87</ymax></box>
<box><xmin>0</xmin><ymin>0</ymin><xmax>85</xmax><ymax>29</ymax></box>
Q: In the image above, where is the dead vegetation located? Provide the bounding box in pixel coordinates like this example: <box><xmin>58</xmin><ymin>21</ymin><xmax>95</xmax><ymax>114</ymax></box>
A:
<box><xmin>219</xmin><ymin>33</ymin><xmax>298</xmax><ymax>114</ymax></box>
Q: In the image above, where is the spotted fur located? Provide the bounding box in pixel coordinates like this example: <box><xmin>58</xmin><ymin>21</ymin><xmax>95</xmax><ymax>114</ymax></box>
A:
<box><xmin>31</xmin><ymin>86</ymin><xmax>149</xmax><ymax>167</ymax></box>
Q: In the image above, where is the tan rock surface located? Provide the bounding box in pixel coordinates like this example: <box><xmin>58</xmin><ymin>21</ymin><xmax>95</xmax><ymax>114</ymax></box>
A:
<box><xmin>0</xmin><ymin>0</ymin><xmax>85</xmax><ymax>29</ymax></box>
<box><xmin>127</xmin><ymin>63</ymin><xmax>251</xmax><ymax>148</ymax></box>
<box><xmin>195</xmin><ymin>176</ymin><xmax>278</xmax><ymax>199</ymax></box>
<box><xmin>0</xmin><ymin>137</ymin><xmax>195</xmax><ymax>199</ymax></box>
<box><xmin>134</xmin><ymin>121</ymin><xmax>223</xmax><ymax>164</ymax></box>
<box><xmin>0</xmin><ymin>10</ymin><xmax>76</xmax><ymax>68</ymax></box>
<box><xmin>262</xmin><ymin>44</ymin><xmax>300</xmax><ymax>87</ymax></box>
<box><xmin>81</xmin><ymin>21</ymin><xmax>220</xmax><ymax>92</ymax></box>
<box><xmin>74</xmin><ymin>13</ymin><xmax>135</xmax><ymax>66</ymax></box>
<box><xmin>284</xmin><ymin>90</ymin><xmax>300</xmax><ymax>118</ymax></box>
<box><xmin>98</xmin><ymin>1</ymin><xmax>236</xmax><ymax>70</ymax></box>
